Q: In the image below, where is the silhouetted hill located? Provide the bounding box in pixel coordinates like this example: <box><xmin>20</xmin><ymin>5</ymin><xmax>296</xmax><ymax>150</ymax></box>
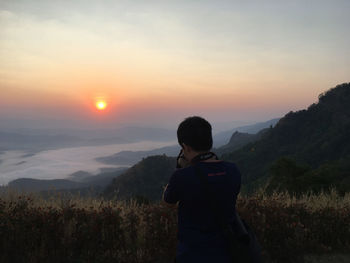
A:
<box><xmin>78</xmin><ymin>168</ymin><xmax>127</xmax><ymax>187</ymax></box>
<box><xmin>7</xmin><ymin>178</ymin><xmax>87</xmax><ymax>192</ymax></box>
<box><xmin>110</xmin><ymin>126</ymin><xmax>175</xmax><ymax>142</ymax></box>
<box><xmin>96</xmin><ymin>145</ymin><xmax>179</xmax><ymax>166</ymax></box>
<box><xmin>0</xmin><ymin>131</ymin><xmax>129</xmax><ymax>151</ymax></box>
<box><xmin>215</xmin><ymin>129</ymin><xmax>268</xmax><ymax>156</ymax></box>
<box><xmin>2</xmin><ymin>168</ymin><xmax>127</xmax><ymax>196</ymax></box>
<box><xmin>104</xmin><ymin>155</ymin><xmax>176</xmax><ymax>201</ymax></box>
<box><xmin>222</xmin><ymin>83</ymin><xmax>350</xmax><ymax>193</ymax></box>
<box><xmin>213</xmin><ymin>118</ymin><xmax>279</xmax><ymax>147</ymax></box>
<box><xmin>0</xmin><ymin>126</ymin><xmax>175</xmax><ymax>152</ymax></box>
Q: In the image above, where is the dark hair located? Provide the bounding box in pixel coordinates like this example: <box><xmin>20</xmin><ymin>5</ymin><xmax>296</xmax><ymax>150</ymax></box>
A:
<box><xmin>177</xmin><ymin>116</ymin><xmax>213</xmax><ymax>151</ymax></box>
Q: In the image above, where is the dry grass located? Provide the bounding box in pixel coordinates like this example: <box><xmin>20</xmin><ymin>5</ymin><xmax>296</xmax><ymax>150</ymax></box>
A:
<box><xmin>2</xmin><ymin>187</ymin><xmax>349</xmax><ymax>211</ymax></box>
<box><xmin>305</xmin><ymin>254</ymin><xmax>350</xmax><ymax>263</ymax></box>
<box><xmin>1</xmin><ymin>187</ymin><xmax>349</xmax><ymax>262</ymax></box>
<box><xmin>240</xmin><ymin>187</ymin><xmax>350</xmax><ymax>211</ymax></box>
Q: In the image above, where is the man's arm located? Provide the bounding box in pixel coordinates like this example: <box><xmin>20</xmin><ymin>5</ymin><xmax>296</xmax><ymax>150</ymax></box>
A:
<box><xmin>162</xmin><ymin>171</ymin><xmax>181</xmax><ymax>205</ymax></box>
<box><xmin>162</xmin><ymin>184</ymin><xmax>178</xmax><ymax>207</ymax></box>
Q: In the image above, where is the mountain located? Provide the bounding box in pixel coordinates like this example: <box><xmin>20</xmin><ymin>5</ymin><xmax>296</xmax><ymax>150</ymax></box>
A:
<box><xmin>215</xmin><ymin>129</ymin><xmax>268</xmax><ymax>156</ymax></box>
<box><xmin>0</xmin><ymin>132</ymin><xmax>80</xmax><ymax>151</ymax></box>
<box><xmin>222</xmin><ymin>83</ymin><xmax>350</xmax><ymax>194</ymax></box>
<box><xmin>265</xmin><ymin>156</ymin><xmax>350</xmax><ymax>195</ymax></box>
<box><xmin>104</xmin><ymin>155</ymin><xmax>176</xmax><ymax>201</ymax></box>
<box><xmin>96</xmin><ymin>145</ymin><xmax>180</xmax><ymax>166</ymax></box>
<box><xmin>2</xmin><ymin>168</ymin><xmax>127</xmax><ymax>195</ymax></box>
<box><xmin>0</xmin><ymin>131</ymin><xmax>129</xmax><ymax>151</ymax></box>
<box><xmin>109</xmin><ymin>126</ymin><xmax>175</xmax><ymax>142</ymax></box>
<box><xmin>76</xmin><ymin>168</ymin><xmax>127</xmax><ymax>186</ymax></box>
<box><xmin>6</xmin><ymin>178</ymin><xmax>87</xmax><ymax>192</ymax></box>
<box><xmin>0</xmin><ymin>122</ymin><xmax>175</xmax><ymax>141</ymax></box>
<box><xmin>213</xmin><ymin>118</ymin><xmax>279</xmax><ymax>147</ymax></box>
<box><xmin>0</xmin><ymin>126</ymin><xmax>175</xmax><ymax>152</ymax></box>
<box><xmin>232</xmin><ymin>118</ymin><xmax>280</xmax><ymax>134</ymax></box>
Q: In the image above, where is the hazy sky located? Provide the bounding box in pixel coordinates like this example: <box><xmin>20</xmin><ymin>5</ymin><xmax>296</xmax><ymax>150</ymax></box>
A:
<box><xmin>1</xmin><ymin>0</ymin><xmax>349</xmax><ymax>129</ymax></box>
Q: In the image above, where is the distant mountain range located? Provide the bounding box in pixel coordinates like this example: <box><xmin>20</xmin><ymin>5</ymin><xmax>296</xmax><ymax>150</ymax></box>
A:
<box><xmin>0</xmin><ymin>119</ymin><xmax>278</xmax><ymax>152</ymax></box>
<box><xmin>0</xmin><ymin>131</ymin><xmax>128</xmax><ymax>152</ymax></box>
<box><xmin>1</xmin><ymin>168</ymin><xmax>127</xmax><ymax>197</ymax></box>
<box><xmin>0</xmin><ymin>126</ymin><xmax>175</xmax><ymax>152</ymax></box>
<box><xmin>215</xmin><ymin>128</ymin><xmax>269</xmax><ymax>156</ymax></box>
<box><xmin>96</xmin><ymin>145</ymin><xmax>180</xmax><ymax>165</ymax></box>
<box><xmin>6</xmin><ymin>178</ymin><xmax>87</xmax><ymax>192</ymax></box>
<box><xmin>213</xmin><ymin>118</ymin><xmax>279</xmax><ymax>147</ymax></box>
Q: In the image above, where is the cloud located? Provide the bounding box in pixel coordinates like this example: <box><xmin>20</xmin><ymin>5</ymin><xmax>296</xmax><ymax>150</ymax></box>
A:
<box><xmin>0</xmin><ymin>141</ymin><xmax>173</xmax><ymax>185</ymax></box>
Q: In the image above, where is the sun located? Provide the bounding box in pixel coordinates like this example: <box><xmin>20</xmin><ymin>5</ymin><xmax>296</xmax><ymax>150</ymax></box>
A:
<box><xmin>96</xmin><ymin>100</ymin><xmax>107</xmax><ymax>110</ymax></box>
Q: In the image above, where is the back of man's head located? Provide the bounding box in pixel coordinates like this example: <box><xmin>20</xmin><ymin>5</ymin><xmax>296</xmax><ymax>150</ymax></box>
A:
<box><xmin>177</xmin><ymin>116</ymin><xmax>213</xmax><ymax>152</ymax></box>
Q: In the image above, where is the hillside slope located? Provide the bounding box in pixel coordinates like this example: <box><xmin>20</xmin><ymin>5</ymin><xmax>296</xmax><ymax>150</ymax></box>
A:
<box><xmin>213</xmin><ymin>118</ymin><xmax>279</xmax><ymax>147</ymax></box>
<box><xmin>215</xmin><ymin>129</ymin><xmax>268</xmax><ymax>156</ymax></box>
<box><xmin>104</xmin><ymin>155</ymin><xmax>176</xmax><ymax>201</ymax></box>
<box><xmin>223</xmin><ymin>83</ymin><xmax>350</xmax><ymax>193</ymax></box>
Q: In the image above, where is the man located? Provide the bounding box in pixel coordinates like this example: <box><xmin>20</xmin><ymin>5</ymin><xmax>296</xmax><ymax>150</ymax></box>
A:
<box><xmin>163</xmin><ymin>116</ymin><xmax>242</xmax><ymax>263</ymax></box>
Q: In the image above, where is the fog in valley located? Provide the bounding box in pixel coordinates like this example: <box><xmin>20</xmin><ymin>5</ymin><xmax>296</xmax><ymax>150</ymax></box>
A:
<box><xmin>0</xmin><ymin>140</ymin><xmax>176</xmax><ymax>186</ymax></box>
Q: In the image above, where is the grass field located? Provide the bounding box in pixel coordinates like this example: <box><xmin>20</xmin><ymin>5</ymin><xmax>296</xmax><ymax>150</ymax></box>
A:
<box><xmin>1</xmin><ymin>188</ymin><xmax>349</xmax><ymax>262</ymax></box>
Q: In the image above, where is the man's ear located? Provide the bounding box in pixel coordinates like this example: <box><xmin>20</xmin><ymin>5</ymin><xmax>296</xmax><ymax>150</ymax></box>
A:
<box><xmin>182</xmin><ymin>143</ymin><xmax>192</xmax><ymax>153</ymax></box>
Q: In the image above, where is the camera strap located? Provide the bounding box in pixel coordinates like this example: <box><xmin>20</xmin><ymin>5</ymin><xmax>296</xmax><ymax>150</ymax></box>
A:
<box><xmin>190</xmin><ymin>152</ymin><xmax>218</xmax><ymax>165</ymax></box>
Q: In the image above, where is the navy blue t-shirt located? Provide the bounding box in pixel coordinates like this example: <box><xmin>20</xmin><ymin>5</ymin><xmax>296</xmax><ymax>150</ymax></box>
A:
<box><xmin>163</xmin><ymin>160</ymin><xmax>241</xmax><ymax>263</ymax></box>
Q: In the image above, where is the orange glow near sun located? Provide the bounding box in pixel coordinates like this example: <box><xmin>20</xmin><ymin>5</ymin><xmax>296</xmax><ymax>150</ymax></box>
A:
<box><xmin>96</xmin><ymin>100</ymin><xmax>107</xmax><ymax>110</ymax></box>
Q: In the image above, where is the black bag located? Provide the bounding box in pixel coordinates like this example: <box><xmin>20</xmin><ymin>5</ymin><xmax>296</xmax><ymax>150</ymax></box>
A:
<box><xmin>194</xmin><ymin>165</ymin><xmax>262</xmax><ymax>263</ymax></box>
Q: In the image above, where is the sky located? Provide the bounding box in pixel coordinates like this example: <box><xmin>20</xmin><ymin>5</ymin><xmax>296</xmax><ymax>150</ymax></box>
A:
<box><xmin>1</xmin><ymin>0</ymin><xmax>349</xmax><ymax>130</ymax></box>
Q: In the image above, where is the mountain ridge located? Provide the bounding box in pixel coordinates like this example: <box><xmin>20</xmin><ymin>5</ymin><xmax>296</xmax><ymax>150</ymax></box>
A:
<box><xmin>222</xmin><ymin>83</ymin><xmax>350</xmax><ymax>193</ymax></box>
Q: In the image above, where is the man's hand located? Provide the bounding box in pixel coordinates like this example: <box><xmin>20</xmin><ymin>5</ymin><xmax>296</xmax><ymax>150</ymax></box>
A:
<box><xmin>176</xmin><ymin>149</ymin><xmax>190</xmax><ymax>169</ymax></box>
<box><xmin>177</xmin><ymin>156</ymin><xmax>190</xmax><ymax>168</ymax></box>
